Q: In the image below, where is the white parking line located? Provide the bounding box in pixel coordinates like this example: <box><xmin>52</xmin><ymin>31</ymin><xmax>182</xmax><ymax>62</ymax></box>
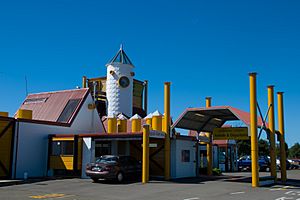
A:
<box><xmin>183</xmin><ymin>197</ymin><xmax>199</xmax><ymax>200</ymax></box>
<box><xmin>270</xmin><ymin>186</ymin><xmax>292</xmax><ymax>191</ymax></box>
<box><xmin>230</xmin><ymin>191</ymin><xmax>245</xmax><ymax>195</ymax></box>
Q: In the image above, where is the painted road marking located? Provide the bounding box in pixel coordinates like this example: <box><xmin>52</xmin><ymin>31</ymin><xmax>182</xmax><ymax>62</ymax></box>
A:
<box><xmin>285</xmin><ymin>191</ymin><xmax>300</xmax><ymax>196</ymax></box>
<box><xmin>230</xmin><ymin>191</ymin><xmax>245</xmax><ymax>195</ymax></box>
<box><xmin>275</xmin><ymin>197</ymin><xmax>293</xmax><ymax>200</ymax></box>
<box><xmin>183</xmin><ymin>197</ymin><xmax>199</xmax><ymax>200</ymax></box>
<box><xmin>29</xmin><ymin>193</ymin><xmax>74</xmax><ymax>199</ymax></box>
<box><xmin>273</xmin><ymin>187</ymin><xmax>300</xmax><ymax>200</ymax></box>
<box><xmin>271</xmin><ymin>186</ymin><xmax>293</xmax><ymax>191</ymax></box>
<box><xmin>56</xmin><ymin>194</ymin><xmax>76</xmax><ymax>199</ymax></box>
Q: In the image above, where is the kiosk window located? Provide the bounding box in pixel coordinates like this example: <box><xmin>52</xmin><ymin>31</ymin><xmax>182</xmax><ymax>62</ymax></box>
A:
<box><xmin>181</xmin><ymin>150</ymin><xmax>190</xmax><ymax>162</ymax></box>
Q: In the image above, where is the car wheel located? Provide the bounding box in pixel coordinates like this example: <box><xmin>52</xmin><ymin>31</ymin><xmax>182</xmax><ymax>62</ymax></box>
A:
<box><xmin>92</xmin><ymin>178</ymin><xmax>99</xmax><ymax>182</ymax></box>
<box><xmin>116</xmin><ymin>172</ymin><xmax>124</xmax><ymax>183</ymax></box>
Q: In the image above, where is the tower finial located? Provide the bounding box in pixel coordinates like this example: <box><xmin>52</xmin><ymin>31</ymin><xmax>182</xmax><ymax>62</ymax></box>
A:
<box><xmin>120</xmin><ymin>43</ymin><xmax>123</xmax><ymax>50</ymax></box>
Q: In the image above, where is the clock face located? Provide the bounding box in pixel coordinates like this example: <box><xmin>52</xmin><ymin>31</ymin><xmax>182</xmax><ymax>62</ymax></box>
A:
<box><xmin>118</xmin><ymin>76</ymin><xmax>130</xmax><ymax>88</ymax></box>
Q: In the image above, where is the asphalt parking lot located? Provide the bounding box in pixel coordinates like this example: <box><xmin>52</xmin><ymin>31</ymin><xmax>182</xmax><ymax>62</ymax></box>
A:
<box><xmin>0</xmin><ymin>171</ymin><xmax>299</xmax><ymax>200</ymax></box>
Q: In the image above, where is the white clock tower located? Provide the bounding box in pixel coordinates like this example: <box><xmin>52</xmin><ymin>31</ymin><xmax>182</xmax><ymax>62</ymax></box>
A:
<box><xmin>106</xmin><ymin>45</ymin><xmax>134</xmax><ymax>117</ymax></box>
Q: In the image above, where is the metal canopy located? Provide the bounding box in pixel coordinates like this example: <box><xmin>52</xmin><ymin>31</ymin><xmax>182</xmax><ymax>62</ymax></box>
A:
<box><xmin>172</xmin><ymin>106</ymin><xmax>265</xmax><ymax>133</ymax></box>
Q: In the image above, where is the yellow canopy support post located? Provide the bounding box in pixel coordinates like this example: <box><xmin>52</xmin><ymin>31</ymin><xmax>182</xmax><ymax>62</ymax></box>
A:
<box><xmin>206</xmin><ymin>97</ymin><xmax>213</xmax><ymax>176</ymax></box>
<box><xmin>142</xmin><ymin>124</ymin><xmax>150</xmax><ymax>184</ymax></box>
<box><xmin>277</xmin><ymin>92</ymin><xmax>287</xmax><ymax>182</ymax></box>
<box><xmin>249</xmin><ymin>72</ymin><xmax>259</xmax><ymax>187</ymax></box>
<box><xmin>268</xmin><ymin>86</ymin><xmax>277</xmax><ymax>180</ymax></box>
<box><xmin>163</xmin><ymin>82</ymin><xmax>171</xmax><ymax>180</ymax></box>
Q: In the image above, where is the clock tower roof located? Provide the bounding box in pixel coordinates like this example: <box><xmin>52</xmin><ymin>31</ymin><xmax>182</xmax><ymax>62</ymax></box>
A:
<box><xmin>106</xmin><ymin>44</ymin><xmax>134</xmax><ymax>67</ymax></box>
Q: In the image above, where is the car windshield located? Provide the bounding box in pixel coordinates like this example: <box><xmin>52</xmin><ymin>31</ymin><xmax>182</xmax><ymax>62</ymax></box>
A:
<box><xmin>95</xmin><ymin>156</ymin><xmax>118</xmax><ymax>163</ymax></box>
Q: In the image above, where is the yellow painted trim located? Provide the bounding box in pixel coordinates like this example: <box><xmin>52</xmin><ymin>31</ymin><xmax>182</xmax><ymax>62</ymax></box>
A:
<box><xmin>52</xmin><ymin>137</ymin><xmax>74</xmax><ymax>141</ymax></box>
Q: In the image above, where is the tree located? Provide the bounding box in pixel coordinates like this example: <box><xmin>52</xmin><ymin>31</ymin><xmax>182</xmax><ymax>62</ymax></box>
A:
<box><xmin>237</xmin><ymin>140</ymin><xmax>250</xmax><ymax>157</ymax></box>
<box><xmin>289</xmin><ymin>143</ymin><xmax>300</xmax><ymax>158</ymax></box>
<box><xmin>237</xmin><ymin>139</ymin><xmax>269</xmax><ymax>157</ymax></box>
<box><xmin>276</xmin><ymin>142</ymin><xmax>289</xmax><ymax>158</ymax></box>
<box><xmin>258</xmin><ymin>139</ymin><xmax>269</xmax><ymax>156</ymax></box>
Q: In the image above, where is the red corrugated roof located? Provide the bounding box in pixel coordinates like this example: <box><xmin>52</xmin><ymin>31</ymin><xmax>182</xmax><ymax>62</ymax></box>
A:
<box><xmin>15</xmin><ymin>88</ymin><xmax>89</xmax><ymax>124</ymax></box>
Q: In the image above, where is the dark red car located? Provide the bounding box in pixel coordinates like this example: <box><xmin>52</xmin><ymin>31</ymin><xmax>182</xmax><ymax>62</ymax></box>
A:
<box><xmin>86</xmin><ymin>155</ymin><xmax>142</xmax><ymax>183</ymax></box>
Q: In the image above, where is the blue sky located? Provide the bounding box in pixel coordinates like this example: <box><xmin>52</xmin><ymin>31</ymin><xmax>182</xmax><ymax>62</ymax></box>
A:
<box><xmin>0</xmin><ymin>0</ymin><xmax>299</xmax><ymax>146</ymax></box>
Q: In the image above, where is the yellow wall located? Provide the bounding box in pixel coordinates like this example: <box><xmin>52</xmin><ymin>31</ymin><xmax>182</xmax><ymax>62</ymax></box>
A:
<box><xmin>50</xmin><ymin>156</ymin><xmax>74</xmax><ymax>170</ymax></box>
<box><xmin>0</xmin><ymin>120</ymin><xmax>13</xmax><ymax>177</ymax></box>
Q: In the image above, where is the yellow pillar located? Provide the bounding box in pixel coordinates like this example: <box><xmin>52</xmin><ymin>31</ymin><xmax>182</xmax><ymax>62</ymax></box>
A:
<box><xmin>117</xmin><ymin>119</ymin><xmax>127</xmax><ymax>132</ymax></box>
<box><xmin>163</xmin><ymin>82</ymin><xmax>171</xmax><ymax>180</ymax></box>
<box><xmin>277</xmin><ymin>92</ymin><xmax>287</xmax><ymax>182</ymax></box>
<box><xmin>142</xmin><ymin>124</ymin><xmax>150</xmax><ymax>184</ymax></box>
<box><xmin>82</xmin><ymin>76</ymin><xmax>87</xmax><ymax>88</ymax></box>
<box><xmin>117</xmin><ymin>114</ymin><xmax>128</xmax><ymax>133</ymax></box>
<box><xmin>249</xmin><ymin>72</ymin><xmax>259</xmax><ymax>187</ymax></box>
<box><xmin>130</xmin><ymin>114</ymin><xmax>142</xmax><ymax>132</ymax></box>
<box><xmin>16</xmin><ymin>109</ymin><xmax>32</xmax><ymax>119</ymax></box>
<box><xmin>162</xmin><ymin>116</ymin><xmax>165</xmax><ymax>133</ymax></box>
<box><xmin>205</xmin><ymin>97</ymin><xmax>213</xmax><ymax>176</ymax></box>
<box><xmin>107</xmin><ymin>117</ymin><xmax>117</xmax><ymax>134</ymax></box>
<box><xmin>268</xmin><ymin>86</ymin><xmax>277</xmax><ymax>179</ymax></box>
<box><xmin>144</xmin><ymin>113</ymin><xmax>153</xmax><ymax>130</ymax></box>
<box><xmin>152</xmin><ymin>110</ymin><xmax>162</xmax><ymax>131</ymax></box>
<box><xmin>0</xmin><ymin>112</ymin><xmax>9</xmax><ymax>117</ymax></box>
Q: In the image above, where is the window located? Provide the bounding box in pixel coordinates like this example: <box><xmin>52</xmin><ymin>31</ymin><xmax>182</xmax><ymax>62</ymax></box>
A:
<box><xmin>57</xmin><ymin>99</ymin><xmax>81</xmax><ymax>123</ymax></box>
<box><xmin>181</xmin><ymin>150</ymin><xmax>190</xmax><ymax>162</ymax></box>
<box><xmin>24</xmin><ymin>97</ymin><xmax>48</xmax><ymax>104</ymax></box>
<box><xmin>51</xmin><ymin>141</ymin><xmax>74</xmax><ymax>156</ymax></box>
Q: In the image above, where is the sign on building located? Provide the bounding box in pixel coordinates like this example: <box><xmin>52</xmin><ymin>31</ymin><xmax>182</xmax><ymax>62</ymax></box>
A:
<box><xmin>213</xmin><ymin>127</ymin><xmax>249</xmax><ymax>140</ymax></box>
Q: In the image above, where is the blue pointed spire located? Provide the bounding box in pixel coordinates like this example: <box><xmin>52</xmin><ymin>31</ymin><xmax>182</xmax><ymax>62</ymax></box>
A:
<box><xmin>106</xmin><ymin>45</ymin><xmax>133</xmax><ymax>66</ymax></box>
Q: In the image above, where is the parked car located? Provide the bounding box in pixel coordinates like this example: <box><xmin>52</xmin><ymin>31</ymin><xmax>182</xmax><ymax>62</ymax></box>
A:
<box><xmin>237</xmin><ymin>156</ymin><xmax>270</xmax><ymax>172</ymax></box>
<box><xmin>289</xmin><ymin>159</ymin><xmax>300</xmax><ymax>169</ymax></box>
<box><xmin>276</xmin><ymin>159</ymin><xmax>291</xmax><ymax>170</ymax></box>
<box><xmin>86</xmin><ymin>155</ymin><xmax>142</xmax><ymax>183</ymax></box>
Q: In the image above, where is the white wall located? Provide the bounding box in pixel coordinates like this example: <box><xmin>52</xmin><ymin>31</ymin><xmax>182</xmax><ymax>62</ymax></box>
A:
<box><xmin>13</xmin><ymin>94</ymin><xmax>104</xmax><ymax>179</ymax></box>
<box><xmin>171</xmin><ymin>139</ymin><xmax>196</xmax><ymax>179</ymax></box>
<box><xmin>81</xmin><ymin>137</ymin><xmax>93</xmax><ymax>178</ymax></box>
